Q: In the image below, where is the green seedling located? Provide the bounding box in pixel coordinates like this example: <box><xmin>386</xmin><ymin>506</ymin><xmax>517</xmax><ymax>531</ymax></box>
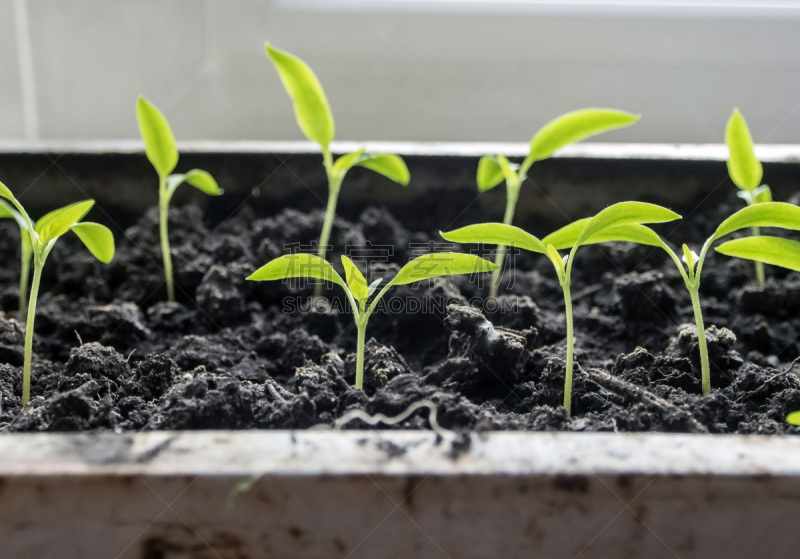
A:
<box><xmin>443</xmin><ymin>201</ymin><xmax>680</xmax><ymax>414</ymax></box>
<box><xmin>726</xmin><ymin>108</ymin><xmax>771</xmax><ymax>285</ymax></box>
<box><xmin>0</xmin><ymin>200</ymin><xmax>33</xmax><ymax>319</ymax></box>
<box><xmin>0</xmin><ymin>183</ymin><xmax>115</xmax><ymax>406</ymax></box>
<box><xmin>712</xmin><ymin>207</ymin><xmax>800</xmax><ymax>419</ymax></box>
<box><xmin>247</xmin><ymin>252</ymin><xmax>496</xmax><ymax>389</ymax></box>
<box><xmin>553</xmin><ymin>202</ymin><xmax>800</xmax><ymax>397</ymax></box>
<box><xmin>136</xmin><ymin>96</ymin><xmax>222</xmax><ymax>302</ymax></box>
<box><xmin>477</xmin><ymin>108</ymin><xmax>640</xmax><ymax>298</ymax></box>
<box><xmin>265</xmin><ymin>43</ymin><xmax>410</xmax><ymax>297</ymax></box>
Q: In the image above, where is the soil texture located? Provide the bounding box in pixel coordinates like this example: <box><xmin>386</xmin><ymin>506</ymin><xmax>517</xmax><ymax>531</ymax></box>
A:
<box><xmin>1</xmin><ymin>193</ymin><xmax>800</xmax><ymax>436</ymax></box>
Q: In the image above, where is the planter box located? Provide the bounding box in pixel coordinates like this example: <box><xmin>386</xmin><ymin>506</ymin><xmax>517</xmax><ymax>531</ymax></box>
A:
<box><xmin>1</xmin><ymin>142</ymin><xmax>800</xmax><ymax>558</ymax></box>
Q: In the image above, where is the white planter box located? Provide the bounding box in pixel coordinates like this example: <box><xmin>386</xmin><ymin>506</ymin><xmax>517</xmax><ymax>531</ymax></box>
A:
<box><xmin>1</xmin><ymin>431</ymin><xmax>799</xmax><ymax>558</ymax></box>
<box><xmin>0</xmin><ymin>142</ymin><xmax>798</xmax><ymax>558</ymax></box>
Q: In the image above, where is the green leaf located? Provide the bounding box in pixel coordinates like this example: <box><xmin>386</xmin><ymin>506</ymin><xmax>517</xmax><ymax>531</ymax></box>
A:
<box><xmin>715</xmin><ymin>236</ymin><xmax>800</xmax><ymax>272</ymax></box>
<box><xmin>332</xmin><ymin>148</ymin><xmax>366</xmax><ymax>177</ymax></box>
<box><xmin>0</xmin><ymin>199</ymin><xmax>15</xmax><ymax>218</ymax></box>
<box><xmin>71</xmin><ymin>222</ymin><xmax>115</xmax><ymax>263</ymax></box>
<box><xmin>495</xmin><ymin>154</ymin><xmax>518</xmax><ymax>184</ymax></box>
<box><xmin>136</xmin><ymin>96</ymin><xmax>178</xmax><ymax>178</ymax></box>
<box><xmin>265</xmin><ymin>43</ymin><xmax>335</xmax><ymax>149</ymax></box>
<box><xmin>184</xmin><ymin>169</ymin><xmax>222</xmax><ymax>196</ymax></box>
<box><xmin>713</xmin><ymin>202</ymin><xmax>800</xmax><ymax>241</ymax></box>
<box><xmin>440</xmin><ymin>223</ymin><xmax>547</xmax><ymax>254</ymax></box>
<box><xmin>682</xmin><ymin>244</ymin><xmax>697</xmax><ymax>271</ymax></box>
<box><xmin>476</xmin><ymin>156</ymin><xmax>504</xmax><ymax>192</ymax></box>
<box><xmin>580</xmin><ymin>223</ymin><xmax>668</xmax><ymax>249</ymax></box>
<box><xmin>341</xmin><ymin>255</ymin><xmax>369</xmax><ymax>301</ymax></box>
<box><xmin>367</xmin><ymin>278</ymin><xmax>382</xmax><ymax>297</ymax></box>
<box><xmin>35</xmin><ymin>200</ymin><xmax>94</xmax><ymax>245</ymax></box>
<box><xmin>528</xmin><ymin>108</ymin><xmax>640</xmax><ymax>162</ymax></box>
<box><xmin>356</xmin><ymin>154</ymin><xmax>410</xmax><ymax>186</ymax></box>
<box><xmin>754</xmin><ymin>185</ymin><xmax>772</xmax><ymax>203</ymax></box>
<box><xmin>575</xmin><ymin>202</ymin><xmax>680</xmax><ymax>247</ymax></box>
<box><xmin>726</xmin><ymin>108</ymin><xmax>762</xmax><ymax>191</ymax></box>
<box><xmin>247</xmin><ymin>253</ymin><xmax>345</xmax><ymax>289</ymax></box>
<box><xmin>389</xmin><ymin>253</ymin><xmax>497</xmax><ymax>287</ymax></box>
<box><xmin>787</xmin><ymin>411</ymin><xmax>800</xmax><ymax>425</ymax></box>
<box><xmin>0</xmin><ymin>181</ymin><xmax>33</xmax><ymax>230</ymax></box>
<box><xmin>542</xmin><ymin>218</ymin><xmax>592</xmax><ymax>250</ymax></box>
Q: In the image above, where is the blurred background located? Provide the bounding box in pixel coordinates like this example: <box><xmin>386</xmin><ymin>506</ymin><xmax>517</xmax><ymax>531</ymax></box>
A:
<box><xmin>2</xmin><ymin>0</ymin><xmax>800</xmax><ymax>145</ymax></box>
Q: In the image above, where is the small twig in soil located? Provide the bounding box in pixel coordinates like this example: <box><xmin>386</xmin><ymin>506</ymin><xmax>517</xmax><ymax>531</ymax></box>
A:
<box><xmin>74</xmin><ymin>330</ymin><xmax>83</xmax><ymax>346</ymax></box>
<box><xmin>585</xmin><ymin>367</ymin><xmax>708</xmax><ymax>433</ymax></box>
<box><xmin>735</xmin><ymin>357</ymin><xmax>800</xmax><ymax>404</ymax></box>
<box><xmin>572</xmin><ymin>283</ymin><xmax>602</xmax><ymax>301</ymax></box>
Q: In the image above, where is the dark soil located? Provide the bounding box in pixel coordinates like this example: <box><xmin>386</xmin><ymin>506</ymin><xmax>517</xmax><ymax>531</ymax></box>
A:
<box><xmin>1</xmin><ymin>193</ymin><xmax>800</xmax><ymax>435</ymax></box>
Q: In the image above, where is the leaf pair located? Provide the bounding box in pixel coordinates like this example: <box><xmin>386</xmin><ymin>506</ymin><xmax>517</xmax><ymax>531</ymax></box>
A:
<box><xmin>0</xmin><ymin>183</ymin><xmax>114</xmax><ymax>263</ymax></box>
<box><xmin>443</xmin><ymin>202</ymin><xmax>680</xmax><ymax>279</ymax></box>
<box><xmin>714</xmin><ymin>202</ymin><xmax>800</xmax><ymax>273</ymax></box>
<box><xmin>265</xmin><ymin>43</ymin><xmax>410</xmax><ymax>187</ymax></box>
<box><xmin>477</xmin><ymin>109</ymin><xmax>640</xmax><ymax>192</ymax></box>
<box><xmin>247</xmin><ymin>251</ymin><xmax>496</xmax><ymax>309</ymax></box>
<box><xmin>330</xmin><ymin>147</ymin><xmax>410</xmax><ymax>187</ymax></box>
<box><xmin>136</xmin><ymin>97</ymin><xmax>223</xmax><ymax>197</ymax></box>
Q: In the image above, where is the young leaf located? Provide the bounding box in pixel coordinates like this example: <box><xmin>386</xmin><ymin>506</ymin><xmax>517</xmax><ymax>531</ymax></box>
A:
<box><xmin>389</xmin><ymin>253</ymin><xmax>497</xmax><ymax>287</ymax></box>
<box><xmin>0</xmin><ymin>181</ymin><xmax>33</xmax><ymax>229</ymax></box>
<box><xmin>367</xmin><ymin>278</ymin><xmax>382</xmax><ymax>297</ymax></box>
<box><xmin>71</xmin><ymin>222</ymin><xmax>115</xmax><ymax>263</ymax></box>
<box><xmin>184</xmin><ymin>170</ymin><xmax>222</xmax><ymax>196</ymax></box>
<box><xmin>787</xmin><ymin>411</ymin><xmax>800</xmax><ymax>425</ymax></box>
<box><xmin>476</xmin><ymin>156</ymin><xmax>504</xmax><ymax>192</ymax></box>
<box><xmin>247</xmin><ymin>253</ymin><xmax>345</xmax><ymax>289</ymax></box>
<box><xmin>579</xmin><ymin>223</ymin><xmax>667</xmax><ymax>249</ymax></box>
<box><xmin>332</xmin><ymin>148</ymin><xmax>366</xmax><ymax>177</ymax></box>
<box><xmin>713</xmin><ymin>202</ymin><xmax>800</xmax><ymax>241</ymax></box>
<box><xmin>356</xmin><ymin>154</ymin><xmax>410</xmax><ymax>186</ymax></box>
<box><xmin>542</xmin><ymin>218</ymin><xmax>592</xmax><ymax>250</ymax></box>
<box><xmin>495</xmin><ymin>154</ymin><xmax>518</xmax><ymax>184</ymax></box>
<box><xmin>341</xmin><ymin>255</ymin><xmax>369</xmax><ymax>301</ymax></box>
<box><xmin>528</xmin><ymin>109</ymin><xmax>640</xmax><ymax>162</ymax></box>
<box><xmin>682</xmin><ymin>244</ymin><xmax>697</xmax><ymax>272</ymax></box>
<box><xmin>265</xmin><ymin>43</ymin><xmax>335</xmax><ymax>149</ymax></box>
<box><xmin>35</xmin><ymin>200</ymin><xmax>94</xmax><ymax>244</ymax></box>
<box><xmin>136</xmin><ymin>96</ymin><xmax>178</xmax><ymax>178</ymax></box>
<box><xmin>441</xmin><ymin>223</ymin><xmax>547</xmax><ymax>254</ymax></box>
<box><xmin>726</xmin><ymin>108</ymin><xmax>762</xmax><ymax>191</ymax></box>
<box><xmin>715</xmin><ymin>236</ymin><xmax>800</xmax><ymax>272</ymax></box>
<box><xmin>575</xmin><ymin>202</ymin><xmax>680</xmax><ymax>247</ymax></box>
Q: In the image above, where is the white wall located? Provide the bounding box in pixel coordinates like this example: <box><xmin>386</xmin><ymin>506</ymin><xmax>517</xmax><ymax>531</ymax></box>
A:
<box><xmin>2</xmin><ymin>0</ymin><xmax>800</xmax><ymax>144</ymax></box>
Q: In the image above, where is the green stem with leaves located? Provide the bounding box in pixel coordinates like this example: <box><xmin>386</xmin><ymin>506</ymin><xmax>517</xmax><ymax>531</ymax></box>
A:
<box><xmin>158</xmin><ymin>175</ymin><xmax>175</xmax><ymax>302</ymax></box>
<box><xmin>490</xmin><ymin>180</ymin><xmax>520</xmax><ymax>298</ymax></box>
<box><xmin>355</xmin><ymin>316</ymin><xmax>367</xmax><ymax>390</ymax></box>
<box><xmin>688</xmin><ymin>287</ymin><xmax>710</xmax><ymax>395</ymax></box>
<box><xmin>752</xmin><ymin>225</ymin><xmax>765</xmax><ymax>285</ymax></box>
<box><xmin>22</xmin><ymin>254</ymin><xmax>44</xmax><ymax>406</ymax></box>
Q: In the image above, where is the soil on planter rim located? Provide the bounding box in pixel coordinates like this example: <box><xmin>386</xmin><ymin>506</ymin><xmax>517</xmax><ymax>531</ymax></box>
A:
<box><xmin>1</xmin><ymin>194</ymin><xmax>800</xmax><ymax>436</ymax></box>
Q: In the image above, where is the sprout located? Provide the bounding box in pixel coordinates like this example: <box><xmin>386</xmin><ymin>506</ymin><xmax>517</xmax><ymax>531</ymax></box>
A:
<box><xmin>477</xmin><ymin>109</ymin><xmax>640</xmax><ymax>298</ymax></box>
<box><xmin>442</xmin><ymin>201</ymin><xmax>680</xmax><ymax>414</ymax></box>
<box><xmin>136</xmin><ymin>96</ymin><xmax>222</xmax><ymax>302</ymax></box>
<box><xmin>726</xmin><ymin>108</ymin><xmax>771</xmax><ymax>285</ymax></box>
<box><xmin>0</xmin><ymin>182</ymin><xmax>115</xmax><ymax>406</ymax></box>
<box><xmin>247</xmin><ymin>252</ymin><xmax>496</xmax><ymax>389</ymax></box>
<box><xmin>264</xmin><ymin>43</ymin><xmax>410</xmax><ymax>297</ymax></box>
<box><xmin>0</xmin><ymin>200</ymin><xmax>33</xmax><ymax>319</ymax></box>
<box><xmin>575</xmin><ymin>202</ymin><xmax>800</xmax><ymax>397</ymax></box>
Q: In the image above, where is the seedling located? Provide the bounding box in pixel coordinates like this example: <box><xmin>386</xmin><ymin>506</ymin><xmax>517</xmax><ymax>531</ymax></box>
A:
<box><xmin>442</xmin><ymin>201</ymin><xmax>681</xmax><ymax>414</ymax></box>
<box><xmin>476</xmin><ymin>108</ymin><xmax>640</xmax><ymax>298</ymax></box>
<box><xmin>247</xmin><ymin>252</ymin><xmax>496</xmax><ymax>389</ymax></box>
<box><xmin>551</xmin><ymin>202</ymin><xmax>800</xmax><ymax>397</ymax></box>
<box><xmin>0</xmin><ymin>182</ymin><xmax>115</xmax><ymax>406</ymax></box>
<box><xmin>136</xmin><ymin>96</ymin><xmax>222</xmax><ymax>302</ymax></box>
<box><xmin>0</xmin><ymin>200</ymin><xmax>32</xmax><ymax>319</ymax></box>
<box><xmin>265</xmin><ymin>43</ymin><xmax>410</xmax><ymax>296</ymax></box>
<box><xmin>726</xmin><ymin>108</ymin><xmax>771</xmax><ymax>285</ymax></box>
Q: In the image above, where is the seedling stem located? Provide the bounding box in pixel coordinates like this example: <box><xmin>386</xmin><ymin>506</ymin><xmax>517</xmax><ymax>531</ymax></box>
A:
<box><xmin>158</xmin><ymin>175</ymin><xmax>175</xmax><ymax>302</ymax></box>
